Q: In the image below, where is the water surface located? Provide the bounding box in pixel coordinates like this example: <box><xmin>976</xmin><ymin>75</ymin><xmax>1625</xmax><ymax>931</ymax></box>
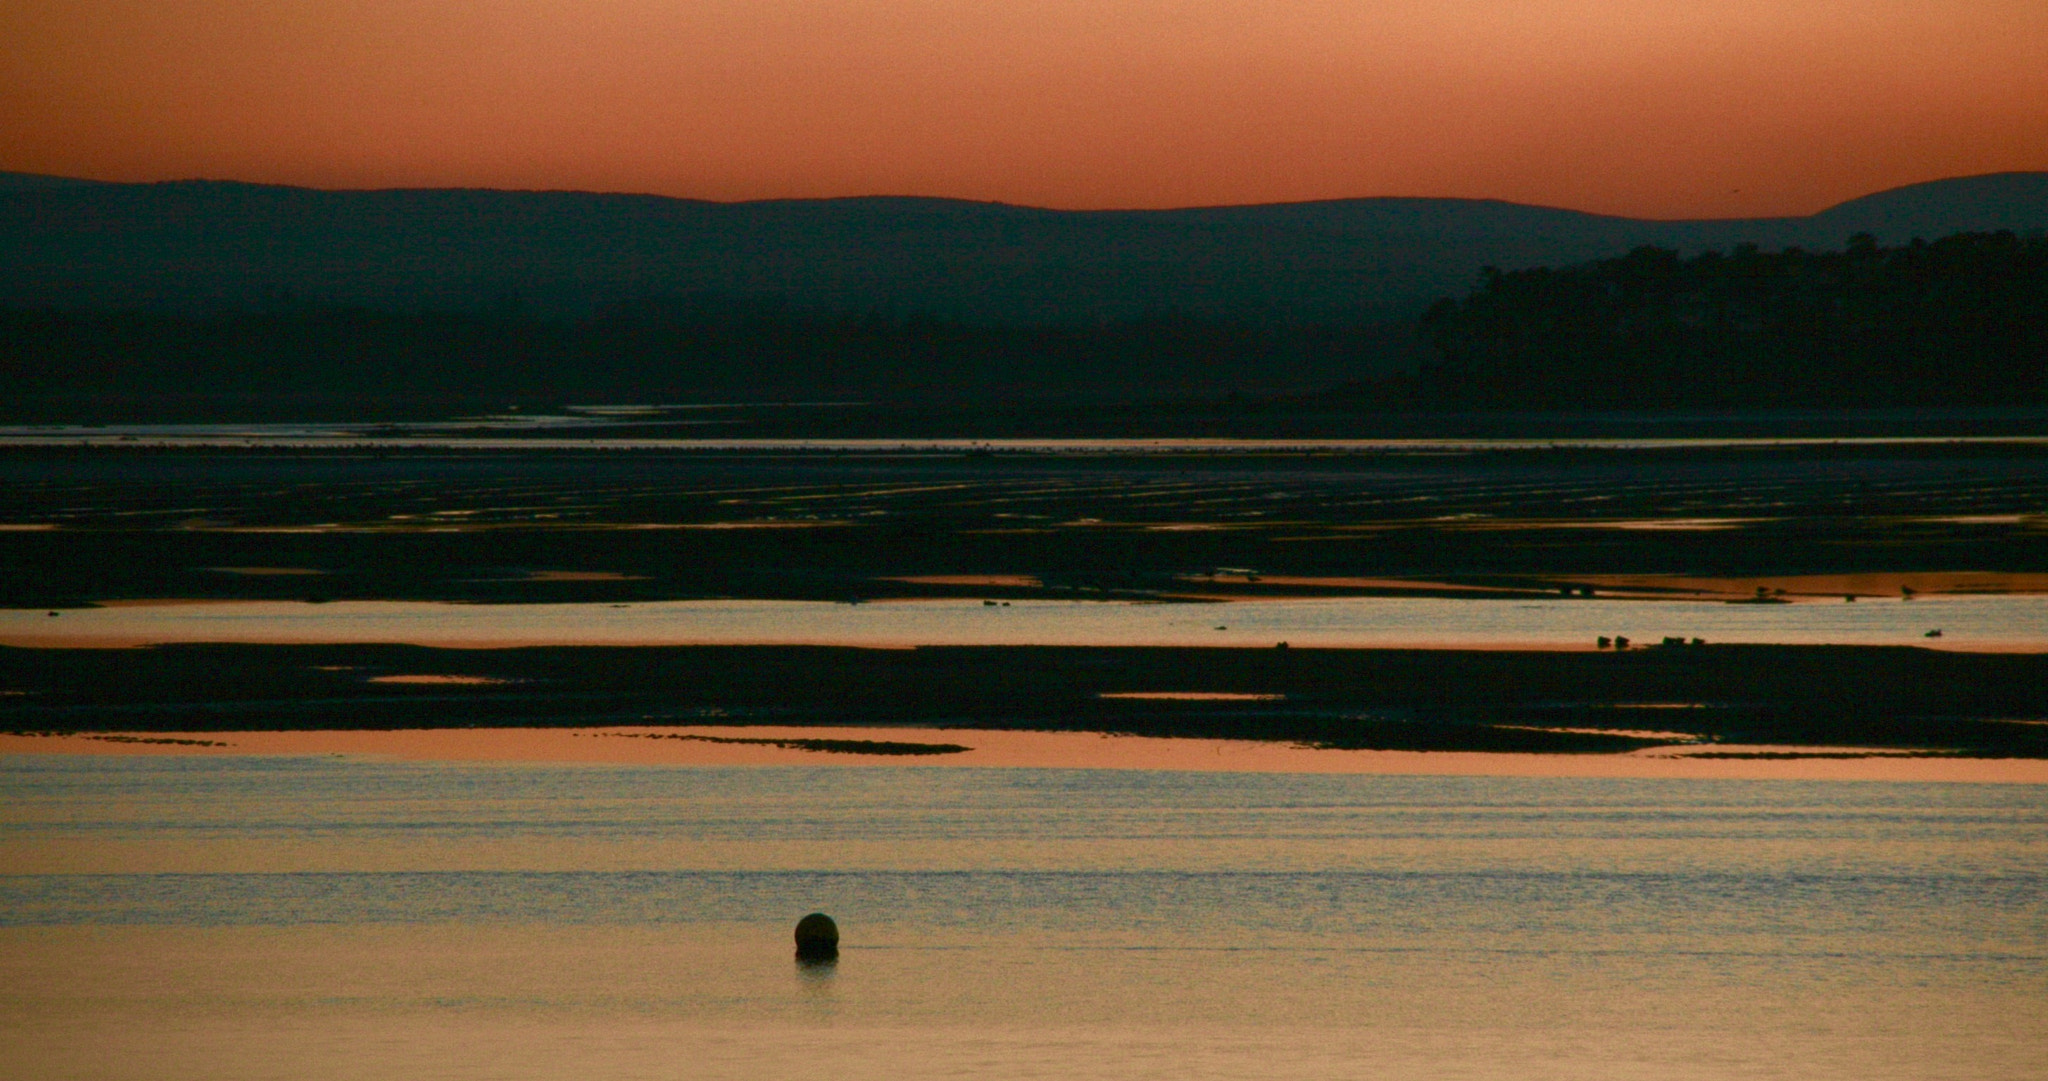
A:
<box><xmin>3</xmin><ymin>754</ymin><xmax>2043</xmax><ymax>1079</ymax></box>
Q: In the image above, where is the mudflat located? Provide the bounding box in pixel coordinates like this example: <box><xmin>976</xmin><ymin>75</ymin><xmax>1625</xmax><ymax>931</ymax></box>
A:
<box><xmin>4</xmin><ymin>438</ymin><xmax>2044</xmax><ymax>756</ymax></box>
<box><xmin>5</xmin><ymin>642</ymin><xmax>2046</xmax><ymax>756</ymax></box>
<box><xmin>3</xmin><ymin>440</ymin><xmax>2043</xmax><ymax>608</ymax></box>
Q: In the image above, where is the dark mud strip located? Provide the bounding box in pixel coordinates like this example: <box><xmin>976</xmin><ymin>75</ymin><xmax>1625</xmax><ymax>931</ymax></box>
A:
<box><xmin>1680</xmin><ymin>751</ymin><xmax>1961</xmax><ymax>759</ymax></box>
<box><xmin>4</xmin><ymin>643</ymin><xmax>2046</xmax><ymax>756</ymax></box>
<box><xmin>588</xmin><ymin>732</ymin><xmax>970</xmax><ymax>755</ymax></box>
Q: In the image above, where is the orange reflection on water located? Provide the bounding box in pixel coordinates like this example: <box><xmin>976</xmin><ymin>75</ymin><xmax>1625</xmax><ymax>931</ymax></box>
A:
<box><xmin>10</xmin><ymin>922</ymin><xmax>2038</xmax><ymax>1081</ymax></box>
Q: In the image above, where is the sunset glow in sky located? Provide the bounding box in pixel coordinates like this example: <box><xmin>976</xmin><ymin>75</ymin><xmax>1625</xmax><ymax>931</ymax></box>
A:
<box><xmin>5</xmin><ymin>1</ymin><xmax>2046</xmax><ymax>216</ymax></box>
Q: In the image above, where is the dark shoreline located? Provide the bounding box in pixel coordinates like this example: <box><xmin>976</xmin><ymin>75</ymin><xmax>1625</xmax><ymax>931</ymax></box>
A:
<box><xmin>6</xmin><ymin>643</ymin><xmax>2045</xmax><ymax>757</ymax></box>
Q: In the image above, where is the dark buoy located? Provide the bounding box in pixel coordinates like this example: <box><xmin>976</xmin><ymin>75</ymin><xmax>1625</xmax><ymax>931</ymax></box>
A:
<box><xmin>795</xmin><ymin>912</ymin><xmax>839</xmax><ymax>960</ymax></box>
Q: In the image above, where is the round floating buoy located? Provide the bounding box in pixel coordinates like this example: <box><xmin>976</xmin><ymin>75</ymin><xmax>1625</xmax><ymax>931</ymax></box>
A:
<box><xmin>794</xmin><ymin>912</ymin><xmax>839</xmax><ymax>960</ymax></box>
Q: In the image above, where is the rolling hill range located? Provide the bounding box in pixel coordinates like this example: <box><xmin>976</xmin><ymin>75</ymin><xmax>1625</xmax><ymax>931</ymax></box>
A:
<box><xmin>3</xmin><ymin>171</ymin><xmax>2045</xmax><ymax>325</ymax></box>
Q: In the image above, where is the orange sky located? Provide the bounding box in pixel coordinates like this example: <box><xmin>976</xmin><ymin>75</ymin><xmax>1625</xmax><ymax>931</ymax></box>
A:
<box><xmin>4</xmin><ymin>1</ymin><xmax>2045</xmax><ymax>217</ymax></box>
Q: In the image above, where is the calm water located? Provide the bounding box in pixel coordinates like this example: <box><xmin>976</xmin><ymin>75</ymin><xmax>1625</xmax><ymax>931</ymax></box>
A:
<box><xmin>12</xmin><ymin>594</ymin><xmax>2045</xmax><ymax>650</ymax></box>
<box><xmin>3</xmin><ymin>753</ymin><xmax>2044</xmax><ymax>1080</ymax></box>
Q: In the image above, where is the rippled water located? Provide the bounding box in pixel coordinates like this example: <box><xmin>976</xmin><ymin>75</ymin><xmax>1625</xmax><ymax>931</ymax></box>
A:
<box><xmin>3</xmin><ymin>753</ymin><xmax>2044</xmax><ymax>1080</ymax></box>
<box><xmin>9</xmin><ymin>593</ymin><xmax>2043</xmax><ymax>650</ymax></box>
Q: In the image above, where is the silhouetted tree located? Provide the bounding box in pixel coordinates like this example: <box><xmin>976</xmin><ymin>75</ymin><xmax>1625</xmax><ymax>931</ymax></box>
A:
<box><xmin>1418</xmin><ymin>232</ymin><xmax>2048</xmax><ymax>408</ymax></box>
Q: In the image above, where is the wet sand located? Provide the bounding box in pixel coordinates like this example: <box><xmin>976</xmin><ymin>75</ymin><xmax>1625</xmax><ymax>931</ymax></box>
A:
<box><xmin>6</xmin><ymin>725</ymin><xmax>2047</xmax><ymax>782</ymax></box>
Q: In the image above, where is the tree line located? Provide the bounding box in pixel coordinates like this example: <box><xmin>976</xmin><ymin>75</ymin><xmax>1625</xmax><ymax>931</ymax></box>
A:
<box><xmin>1413</xmin><ymin>231</ymin><xmax>2048</xmax><ymax>408</ymax></box>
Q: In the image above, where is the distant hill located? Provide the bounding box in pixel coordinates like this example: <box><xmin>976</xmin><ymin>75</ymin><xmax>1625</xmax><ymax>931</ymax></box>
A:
<box><xmin>3</xmin><ymin>172</ymin><xmax>2043</xmax><ymax>324</ymax></box>
<box><xmin>1802</xmin><ymin>173</ymin><xmax>2048</xmax><ymax>244</ymax></box>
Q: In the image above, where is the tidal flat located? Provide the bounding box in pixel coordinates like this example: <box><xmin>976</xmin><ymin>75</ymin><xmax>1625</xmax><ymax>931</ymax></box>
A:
<box><xmin>3</xmin><ymin>437</ymin><xmax>2044</xmax><ymax>611</ymax></box>
<box><xmin>4</xmin><ymin>437</ymin><xmax>2045</xmax><ymax>755</ymax></box>
<box><xmin>5</xmin><ymin>643</ymin><xmax>2048</xmax><ymax>756</ymax></box>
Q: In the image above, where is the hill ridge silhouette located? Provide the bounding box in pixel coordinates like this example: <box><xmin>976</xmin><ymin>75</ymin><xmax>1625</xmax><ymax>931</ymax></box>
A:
<box><xmin>2</xmin><ymin>171</ymin><xmax>2043</xmax><ymax>323</ymax></box>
